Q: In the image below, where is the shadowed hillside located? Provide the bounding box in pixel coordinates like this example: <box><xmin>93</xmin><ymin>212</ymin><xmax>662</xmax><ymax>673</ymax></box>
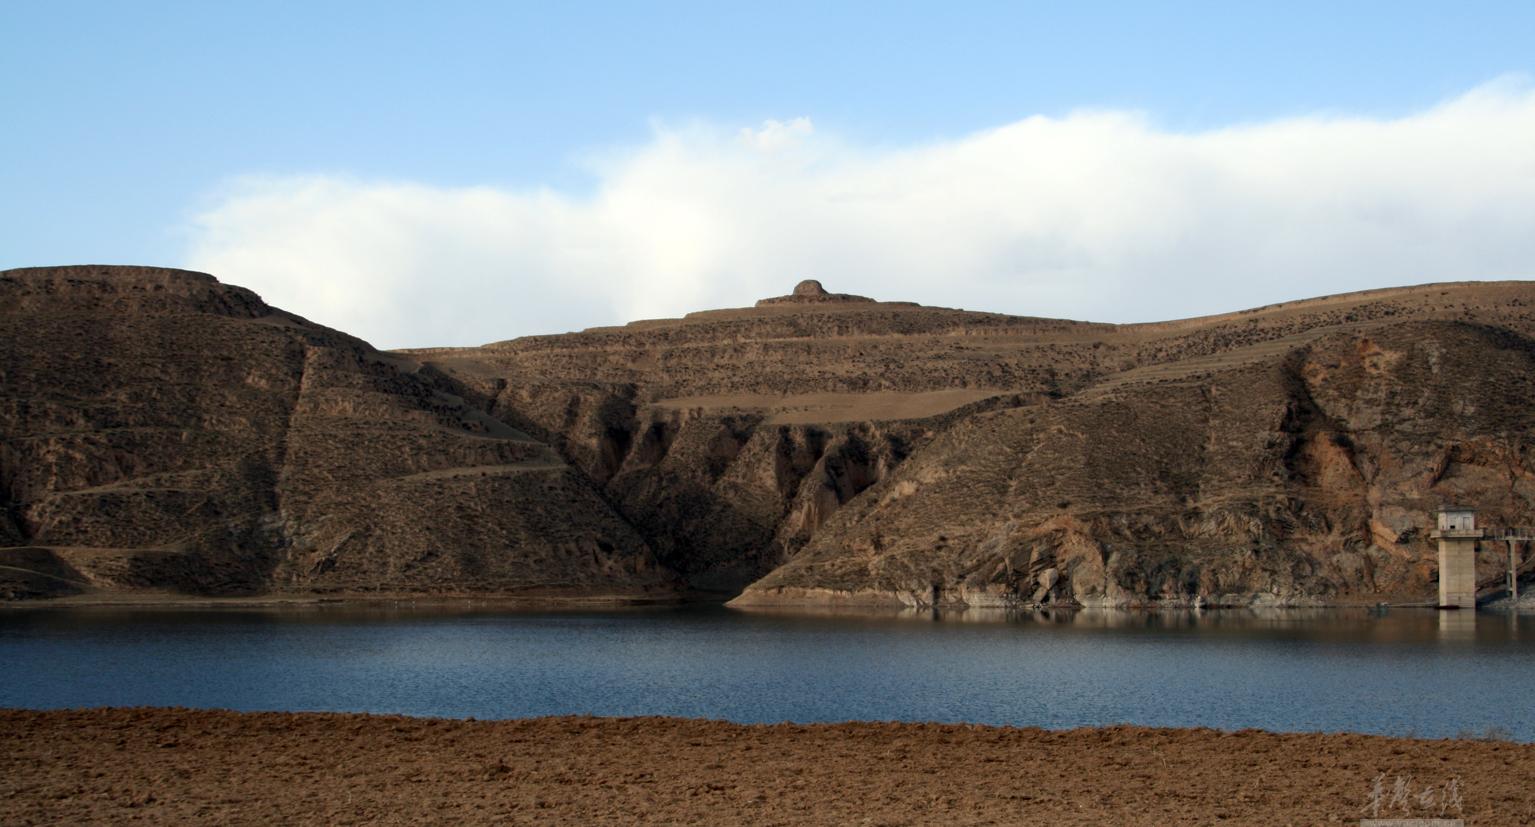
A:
<box><xmin>0</xmin><ymin>266</ymin><xmax>673</xmax><ymax>601</ymax></box>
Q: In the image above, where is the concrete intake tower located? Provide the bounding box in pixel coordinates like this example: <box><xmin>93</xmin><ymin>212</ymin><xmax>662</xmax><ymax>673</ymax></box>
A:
<box><xmin>1431</xmin><ymin>507</ymin><xmax>1480</xmax><ymax>610</ymax></box>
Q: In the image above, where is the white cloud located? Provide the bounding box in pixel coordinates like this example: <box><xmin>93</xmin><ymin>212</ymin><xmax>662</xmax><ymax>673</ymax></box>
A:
<box><xmin>737</xmin><ymin>117</ymin><xmax>815</xmax><ymax>152</ymax></box>
<box><xmin>183</xmin><ymin>80</ymin><xmax>1535</xmax><ymax>349</ymax></box>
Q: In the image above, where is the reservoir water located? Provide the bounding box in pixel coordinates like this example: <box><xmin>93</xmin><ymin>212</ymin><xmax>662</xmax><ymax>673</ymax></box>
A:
<box><xmin>2</xmin><ymin>605</ymin><xmax>1532</xmax><ymax>740</ymax></box>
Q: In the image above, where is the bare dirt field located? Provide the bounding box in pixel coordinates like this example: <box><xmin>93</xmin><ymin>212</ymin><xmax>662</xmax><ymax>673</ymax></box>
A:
<box><xmin>2</xmin><ymin>708</ymin><xmax>1532</xmax><ymax>825</ymax></box>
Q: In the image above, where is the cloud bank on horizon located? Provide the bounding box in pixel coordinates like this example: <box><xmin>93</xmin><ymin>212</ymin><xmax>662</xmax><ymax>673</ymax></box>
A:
<box><xmin>184</xmin><ymin>79</ymin><xmax>1535</xmax><ymax>349</ymax></box>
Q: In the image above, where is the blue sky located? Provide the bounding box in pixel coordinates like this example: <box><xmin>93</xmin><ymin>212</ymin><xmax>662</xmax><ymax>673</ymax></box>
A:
<box><xmin>4</xmin><ymin>2</ymin><xmax>1535</xmax><ymax>345</ymax></box>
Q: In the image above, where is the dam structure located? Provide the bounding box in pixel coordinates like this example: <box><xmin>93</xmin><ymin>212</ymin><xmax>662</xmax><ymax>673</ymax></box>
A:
<box><xmin>1432</xmin><ymin>507</ymin><xmax>1529</xmax><ymax>609</ymax></box>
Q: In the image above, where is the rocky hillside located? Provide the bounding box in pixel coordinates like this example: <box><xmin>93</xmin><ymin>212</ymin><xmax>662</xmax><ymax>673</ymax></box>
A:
<box><xmin>413</xmin><ymin>278</ymin><xmax>1535</xmax><ymax>607</ymax></box>
<box><xmin>741</xmin><ymin>322</ymin><xmax>1535</xmax><ymax>608</ymax></box>
<box><xmin>0</xmin><ymin>266</ymin><xmax>672</xmax><ymax>600</ymax></box>
<box><xmin>7</xmin><ymin>268</ymin><xmax>1535</xmax><ymax>608</ymax></box>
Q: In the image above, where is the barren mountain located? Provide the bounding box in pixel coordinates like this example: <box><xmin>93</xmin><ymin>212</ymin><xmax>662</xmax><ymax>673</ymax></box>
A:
<box><xmin>413</xmin><ymin>278</ymin><xmax>1535</xmax><ymax>607</ymax></box>
<box><xmin>0</xmin><ymin>266</ymin><xmax>671</xmax><ymax>601</ymax></box>
<box><xmin>5</xmin><ymin>268</ymin><xmax>1534</xmax><ymax>607</ymax></box>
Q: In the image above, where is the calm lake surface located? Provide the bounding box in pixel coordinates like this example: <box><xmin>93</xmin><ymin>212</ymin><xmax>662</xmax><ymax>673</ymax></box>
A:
<box><xmin>2</xmin><ymin>605</ymin><xmax>1532</xmax><ymax>740</ymax></box>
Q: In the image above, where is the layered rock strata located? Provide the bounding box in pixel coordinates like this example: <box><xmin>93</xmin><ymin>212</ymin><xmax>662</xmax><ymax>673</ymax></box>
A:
<box><xmin>417</xmin><ymin>279</ymin><xmax>1535</xmax><ymax>608</ymax></box>
<box><xmin>0</xmin><ymin>266</ymin><xmax>672</xmax><ymax>600</ymax></box>
<box><xmin>8</xmin><ymin>266</ymin><xmax>1535</xmax><ymax>608</ymax></box>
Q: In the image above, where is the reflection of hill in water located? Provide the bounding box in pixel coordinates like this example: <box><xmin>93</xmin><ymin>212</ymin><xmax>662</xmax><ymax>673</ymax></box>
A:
<box><xmin>732</xmin><ymin>602</ymin><xmax>1534</xmax><ymax>644</ymax></box>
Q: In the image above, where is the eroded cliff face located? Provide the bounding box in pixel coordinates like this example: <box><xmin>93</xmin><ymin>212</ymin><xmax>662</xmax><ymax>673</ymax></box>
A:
<box><xmin>467</xmin><ymin>380</ymin><xmax>930</xmax><ymax>593</ymax></box>
<box><xmin>736</xmin><ymin>322</ymin><xmax>1535</xmax><ymax>608</ymax></box>
<box><xmin>0</xmin><ymin>266</ymin><xmax>673</xmax><ymax>600</ymax></box>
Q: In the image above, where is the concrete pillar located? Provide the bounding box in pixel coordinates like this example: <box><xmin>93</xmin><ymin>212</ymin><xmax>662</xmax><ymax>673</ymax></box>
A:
<box><xmin>1431</xmin><ymin>510</ymin><xmax>1482</xmax><ymax>610</ymax></box>
<box><xmin>1511</xmin><ymin>539</ymin><xmax>1521</xmax><ymax>603</ymax></box>
<box><xmin>1434</xmin><ymin>534</ymin><xmax>1480</xmax><ymax>609</ymax></box>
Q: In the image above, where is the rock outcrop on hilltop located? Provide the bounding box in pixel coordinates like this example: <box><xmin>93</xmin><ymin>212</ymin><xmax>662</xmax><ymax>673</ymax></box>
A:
<box><xmin>0</xmin><ymin>266</ymin><xmax>672</xmax><ymax>600</ymax></box>
<box><xmin>7</xmin><ymin>267</ymin><xmax>1535</xmax><ymax>607</ymax></box>
<box><xmin>755</xmin><ymin>278</ymin><xmax>877</xmax><ymax>306</ymax></box>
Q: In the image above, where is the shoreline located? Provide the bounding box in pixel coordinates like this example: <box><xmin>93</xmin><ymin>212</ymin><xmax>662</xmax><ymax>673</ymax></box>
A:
<box><xmin>728</xmin><ymin>583</ymin><xmax>1449</xmax><ymax>611</ymax></box>
<box><xmin>0</xmin><ymin>585</ymin><xmax>1461</xmax><ymax>612</ymax></box>
<box><xmin>0</xmin><ymin>589</ymin><xmax>701</xmax><ymax>611</ymax></box>
<box><xmin>3</xmin><ymin>707</ymin><xmax>1531</xmax><ymax>824</ymax></box>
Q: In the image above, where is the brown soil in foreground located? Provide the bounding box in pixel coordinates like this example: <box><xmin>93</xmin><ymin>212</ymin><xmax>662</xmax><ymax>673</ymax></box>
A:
<box><xmin>2</xmin><ymin>709</ymin><xmax>1533</xmax><ymax>825</ymax></box>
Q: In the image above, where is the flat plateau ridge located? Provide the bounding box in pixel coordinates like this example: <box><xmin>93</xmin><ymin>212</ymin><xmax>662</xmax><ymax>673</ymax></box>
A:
<box><xmin>6</xmin><ymin>268</ymin><xmax>1535</xmax><ymax>608</ymax></box>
